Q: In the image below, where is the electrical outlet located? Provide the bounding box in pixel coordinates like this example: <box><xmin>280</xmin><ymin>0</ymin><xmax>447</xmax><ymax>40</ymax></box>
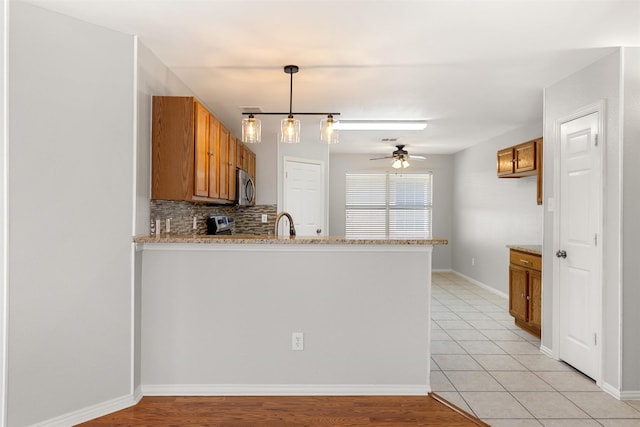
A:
<box><xmin>261</xmin><ymin>214</ymin><xmax>268</xmax><ymax>223</ymax></box>
<box><xmin>292</xmin><ymin>332</ymin><xmax>304</xmax><ymax>351</ymax></box>
<box><xmin>472</xmin><ymin>257</ymin><xmax>475</xmax><ymax>266</ymax></box>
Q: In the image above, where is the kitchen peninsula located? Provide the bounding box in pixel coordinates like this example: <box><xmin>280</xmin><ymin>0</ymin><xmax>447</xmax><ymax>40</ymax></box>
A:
<box><xmin>134</xmin><ymin>235</ymin><xmax>447</xmax><ymax>396</ymax></box>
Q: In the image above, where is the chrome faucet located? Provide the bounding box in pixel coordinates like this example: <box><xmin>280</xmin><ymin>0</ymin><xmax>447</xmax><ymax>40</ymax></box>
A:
<box><xmin>274</xmin><ymin>212</ymin><xmax>296</xmax><ymax>237</ymax></box>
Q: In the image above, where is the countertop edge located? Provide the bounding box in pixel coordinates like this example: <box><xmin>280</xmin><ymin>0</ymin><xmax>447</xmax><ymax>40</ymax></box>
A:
<box><xmin>134</xmin><ymin>235</ymin><xmax>448</xmax><ymax>246</ymax></box>
<box><xmin>507</xmin><ymin>244</ymin><xmax>542</xmax><ymax>256</ymax></box>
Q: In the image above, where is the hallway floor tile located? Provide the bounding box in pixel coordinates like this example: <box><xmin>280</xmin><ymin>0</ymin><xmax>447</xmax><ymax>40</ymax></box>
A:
<box><xmin>431</xmin><ymin>272</ymin><xmax>640</xmax><ymax>426</ymax></box>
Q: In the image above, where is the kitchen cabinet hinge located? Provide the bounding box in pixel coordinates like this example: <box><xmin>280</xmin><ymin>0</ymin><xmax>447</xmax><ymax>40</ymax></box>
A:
<box><xmin>594</xmin><ymin>333</ymin><xmax>597</xmax><ymax>346</ymax></box>
<box><xmin>594</xmin><ymin>233</ymin><xmax>598</xmax><ymax>246</ymax></box>
<box><xmin>594</xmin><ymin>134</ymin><xmax>599</xmax><ymax>147</ymax></box>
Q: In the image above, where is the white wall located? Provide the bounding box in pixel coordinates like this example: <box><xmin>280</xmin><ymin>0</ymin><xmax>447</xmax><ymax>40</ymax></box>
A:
<box><xmin>135</xmin><ymin>40</ymin><xmax>197</xmax><ymax>397</ymax></box>
<box><xmin>0</xmin><ymin>2</ymin><xmax>8</xmax><ymax>425</ymax></box>
<box><xmin>621</xmin><ymin>48</ymin><xmax>640</xmax><ymax>394</ymax></box>
<box><xmin>329</xmin><ymin>153</ymin><xmax>453</xmax><ymax>270</ymax></box>
<box><xmin>542</xmin><ymin>50</ymin><xmax>622</xmax><ymax>392</ymax></box>
<box><xmin>543</xmin><ymin>47</ymin><xmax>640</xmax><ymax>396</ymax></box>
<box><xmin>451</xmin><ymin>122</ymin><xmax>543</xmax><ymax>295</ymax></box>
<box><xmin>141</xmin><ymin>244</ymin><xmax>431</xmax><ymax>394</ymax></box>
<box><xmin>252</xmin><ymin>136</ymin><xmax>278</xmax><ymax>205</ymax></box>
<box><xmin>8</xmin><ymin>2</ymin><xmax>135</xmax><ymax>425</ymax></box>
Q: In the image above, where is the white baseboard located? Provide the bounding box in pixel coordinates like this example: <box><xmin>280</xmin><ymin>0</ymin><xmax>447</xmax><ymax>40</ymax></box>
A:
<box><xmin>30</xmin><ymin>393</ymin><xmax>138</xmax><ymax>427</ymax></box>
<box><xmin>142</xmin><ymin>384</ymin><xmax>429</xmax><ymax>396</ymax></box>
<box><xmin>600</xmin><ymin>382</ymin><xmax>640</xmax><ymax>400</ymax></box>
<box><xmin>451</xmin><ymin>270</ymin><xmax>508</xmax><ymax>300</ymax></box>
<box><xmin>432</xmin><ymin>269</ymin><xmax>453</xmax><ymax>273</ymax></box>
<box><xmin>134</xmin><ymin>385</ymin><xmax>143</xmax><ymax>403</ymax></box>
<box><xmin>601</xmin><ymin>382</ymin><xmax>622</xmax><ymax>399</ymax></box>
<box><xmin>540</xmin><ymin>345</ymin><xmax>554</xmax><ymax>358</ymax></box>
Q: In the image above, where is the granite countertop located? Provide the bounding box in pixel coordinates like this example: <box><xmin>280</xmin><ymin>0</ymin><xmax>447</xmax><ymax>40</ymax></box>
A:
<box><xmin>134</xmin><ymin>234</ymin><xmax>448</xmax><ymax>245</ymax></box>
<box><xmin>507</xmin><ymin>244</ymin><xmax>542</xmax><ymax>256</ymax></box>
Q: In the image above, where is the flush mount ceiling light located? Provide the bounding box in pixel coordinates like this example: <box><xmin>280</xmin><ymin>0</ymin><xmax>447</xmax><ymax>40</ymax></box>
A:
<box><xmin>333</xmin><ymin>120</ymin><xmax>428</xmax><ymax>131</ymax></box>
<box><xmin>241</xmin><ymin>65</ymin><xmax>340</xmax><ymax>144</ymax></box>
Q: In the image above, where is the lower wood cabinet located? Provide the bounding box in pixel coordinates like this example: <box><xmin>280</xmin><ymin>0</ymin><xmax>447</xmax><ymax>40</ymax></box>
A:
<box><xmin>509</xmin><ymin>249</ymin><xmax>542</xmax><ymax>338</ymax></box>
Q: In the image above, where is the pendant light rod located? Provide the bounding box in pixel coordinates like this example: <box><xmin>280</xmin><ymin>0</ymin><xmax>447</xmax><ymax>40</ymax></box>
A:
<box><xmin>285</xmin><ymin>64</ymin><xmax>297</xmax><ymax>116</ymax></box>
<box><xmin>242</xmin><ymin>65</ymin><xmax>339</xmax><ymax>117</ymax></box>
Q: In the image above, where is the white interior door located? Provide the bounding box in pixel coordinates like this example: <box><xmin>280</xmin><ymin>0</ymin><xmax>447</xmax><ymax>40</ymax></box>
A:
<box><xmin>558</xmin><ymin>112</ymin><xmax>602</xmax><ymax>380</ymax></box>
<box><xmin>283</xmin><ymin>158</ymin><xmax>325</xmax><ymax>237</ymax></box>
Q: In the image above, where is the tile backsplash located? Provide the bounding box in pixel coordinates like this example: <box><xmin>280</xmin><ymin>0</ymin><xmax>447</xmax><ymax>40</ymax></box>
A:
<box><xmin>150</xmin><ymin>200</ymin><xmax>277</xmax><ymax>236</ymax></box>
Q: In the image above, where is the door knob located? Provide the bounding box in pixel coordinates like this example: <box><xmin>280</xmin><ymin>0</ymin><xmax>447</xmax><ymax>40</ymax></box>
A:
<box><xmin>556</xmin><ymin>250</ymin><xmax>567</xmax><ymax>259</ymax></box>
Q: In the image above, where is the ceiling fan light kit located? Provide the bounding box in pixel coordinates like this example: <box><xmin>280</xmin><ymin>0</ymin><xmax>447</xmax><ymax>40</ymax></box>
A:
<box><xmin>391</xmin><ymin>157</ymin><xmax>410</xmax><ymax>169</ymax></box>
<box><xmin>241</xmin><ymin>65</ymin><xmax>340</xmax><ymax>144</ymax></box>
<box><xmin>371</xmin><ymin>144</ymin><xmax>425</xmax><ymax>169</ymax></box>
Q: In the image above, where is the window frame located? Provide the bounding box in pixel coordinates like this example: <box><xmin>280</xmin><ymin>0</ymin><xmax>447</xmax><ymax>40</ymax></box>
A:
<box><xmin>345</xmin><ymin>171</ymin><xmax>433</xmax><ymax>239</ymax></box>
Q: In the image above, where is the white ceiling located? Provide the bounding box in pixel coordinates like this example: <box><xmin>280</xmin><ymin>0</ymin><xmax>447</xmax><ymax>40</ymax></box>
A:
<box><xmin>22</xmin><ymin>0</ymin><xmax>640</xmax><ymax>156</ymax></box>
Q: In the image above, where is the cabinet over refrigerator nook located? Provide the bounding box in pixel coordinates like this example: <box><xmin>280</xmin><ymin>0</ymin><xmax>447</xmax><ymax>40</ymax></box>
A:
<box><xmin>497</xmin><ymin>137</ymin><xmax>543</xmax><ymax>205</ymax></box>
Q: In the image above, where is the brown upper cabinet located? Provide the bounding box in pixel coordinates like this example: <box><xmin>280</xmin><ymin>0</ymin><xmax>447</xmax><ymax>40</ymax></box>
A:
<box><xmin>217</xmin><ymin>124</ymin><xmax>238</xmax><ymax>202</ymax></box>
<box><xmin>152</xmin><ymin>96</ymin><xmax>254</xmax><ymax>204</ymax></box>
<box><xmin>497</xmin><ymin>137</ymin><xmax>543</xmax><ymax>205</ymax></box>
<box><xmin>236</xmin><ymin>140</ymin><xmax>257</xmax><ymax>180</ymax></box>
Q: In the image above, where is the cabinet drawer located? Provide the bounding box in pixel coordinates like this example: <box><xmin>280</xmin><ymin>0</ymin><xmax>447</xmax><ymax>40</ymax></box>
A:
<box><xmin>510</xmin><ymin>250</ymin><xmax>541</xmax><ymax>271</ymax></box>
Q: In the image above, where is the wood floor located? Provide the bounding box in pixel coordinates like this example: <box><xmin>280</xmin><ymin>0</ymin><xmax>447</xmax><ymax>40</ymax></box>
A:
<box><xmin>78</xmin><ymin>394</ymin><xmax>488</xmax><ymax>426</ymax></box>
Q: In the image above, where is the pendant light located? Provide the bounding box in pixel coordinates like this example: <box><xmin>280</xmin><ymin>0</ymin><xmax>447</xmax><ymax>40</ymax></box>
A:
<box><xmin>241</xmin><ymin>114</ymin><xmax>261</xmax><ymax>143</ymax></box>
<box><xmin>320</xmin><ymin>114</ymin><xmax>339</xmax><ymax>144</ymax></box>
<box><xmin>241</xmin><ymin>65</ymin><xmax>340</xmax><ymax>144</ymax></box>
<box><xmin>280</xmin><ymin>65</ymin><xmax>301</xmax><ymax>144</ymax></box>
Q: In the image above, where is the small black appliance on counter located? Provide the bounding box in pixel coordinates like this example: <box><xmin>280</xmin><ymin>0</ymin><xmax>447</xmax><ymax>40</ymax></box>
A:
<box><xmin>206</xmin><ymin>215</ymin><xmax>234</xmax><ymax>235</ymax></box>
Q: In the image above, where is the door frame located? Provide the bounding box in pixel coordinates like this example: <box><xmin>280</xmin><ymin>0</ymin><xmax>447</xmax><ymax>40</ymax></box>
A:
<box><xmin>281</xmin><ymin>156</ymin><xmax>328</xmax><ymax>236</ymax></box>
<box><xmin>551</xmin><ymin>100</ymin><xmax>606</xmax><ymax>384</ymax></box>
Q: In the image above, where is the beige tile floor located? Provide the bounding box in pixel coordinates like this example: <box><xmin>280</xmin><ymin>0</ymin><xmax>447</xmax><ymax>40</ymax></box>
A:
<box><xmin>430</xmin><ymin>272</ymin><xmax>640</xmax><ymax>426</ymax></box>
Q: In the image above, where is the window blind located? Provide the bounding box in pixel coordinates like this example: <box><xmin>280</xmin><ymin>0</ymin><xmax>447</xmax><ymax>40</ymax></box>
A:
<box><xmin>345</xmin><ymin>172</ymin><xmax>433</xmax><ymax>239</ymax></box>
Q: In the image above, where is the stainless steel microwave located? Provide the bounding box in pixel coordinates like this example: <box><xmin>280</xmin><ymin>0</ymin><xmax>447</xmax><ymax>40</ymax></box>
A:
<box><xmin>237</xmin><ymin>169</ymin><xmax>255</xmax><ymax>206</ymax></box>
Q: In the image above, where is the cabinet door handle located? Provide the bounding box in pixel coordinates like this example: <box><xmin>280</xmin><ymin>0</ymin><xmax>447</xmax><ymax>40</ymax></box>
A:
<box><xmin>520</xmin><ymin>259</ymin><xmax>530</xmax><ymax>264</ymax></box>
<box><xmin>521</xmin><ymin>293</ymin><xmax>525</xmax><ymax>298</ymax></box>
<box><xmin>207</xmin><ymin>152</ymin><xmax>215</xmax><ymax>157</ymax></box>
<box><xmin>526</xmin><ymin>295</ymin><xmax>531</xmax><ymax>301</ymax></box>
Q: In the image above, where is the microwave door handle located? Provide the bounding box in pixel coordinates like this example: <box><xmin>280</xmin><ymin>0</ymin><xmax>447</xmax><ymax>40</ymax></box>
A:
<box><xmin>246</xmin><ymin>179</ymin><xmax>255</xmax><ymax>204</ymax></box>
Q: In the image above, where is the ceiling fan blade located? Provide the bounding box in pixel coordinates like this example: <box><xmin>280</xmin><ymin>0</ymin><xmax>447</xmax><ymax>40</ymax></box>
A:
<box><xmin>370</xmin><ymin>156</ymin><xmax>393</xmax><ymax>160</ymax></box>
<box><xmin>409</xmin><ymin>155</ymin><xmax>427</xmax><ymax>160</ymax></box>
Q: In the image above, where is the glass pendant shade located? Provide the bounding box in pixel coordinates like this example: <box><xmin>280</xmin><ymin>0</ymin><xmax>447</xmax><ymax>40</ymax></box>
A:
<box><xmin>242</xmin><ymin>114</ymin><xmax>261</xmax><ymax>143</ymax></box>
<box><xmin>320</xmin><ymin>114</ymin><xmax>339</xmax><ymax>144</ymax></box>
<box><xmin>280</xmin><ymin>115</ymin><xmax>300</xmax><ymax>144</ymax></box>
<box><xmin>402</xmin><ymin>159</ymin><xmax>410</xmax><ymax>168</ymax></box>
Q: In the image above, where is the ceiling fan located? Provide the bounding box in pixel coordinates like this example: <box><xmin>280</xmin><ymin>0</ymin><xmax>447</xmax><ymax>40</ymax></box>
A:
<box><xmin>370</xmin><ymin>145</ymin><xmax>426</xmax><ymax>169</ymax></box>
